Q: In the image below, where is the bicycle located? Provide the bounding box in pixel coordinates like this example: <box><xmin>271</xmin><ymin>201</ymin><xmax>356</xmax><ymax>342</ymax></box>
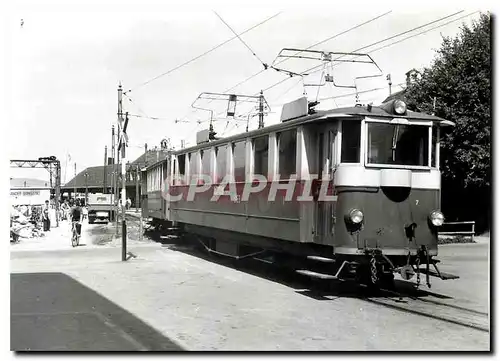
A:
<box><xmin>71</xmin><ymin>221</ymin><xmax>81</xmax><ymax>247</ymax></box>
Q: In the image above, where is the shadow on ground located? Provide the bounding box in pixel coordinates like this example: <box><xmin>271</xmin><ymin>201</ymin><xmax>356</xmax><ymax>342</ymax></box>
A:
<box><xmin>11</xmin><ymin>272</ymin><xmax>184</xmax><ymax>351</ymax></box>
<box><xmin>146</xmin><ymin>230</ymin><xmax>453</xmax><ymax>301</ymax></box>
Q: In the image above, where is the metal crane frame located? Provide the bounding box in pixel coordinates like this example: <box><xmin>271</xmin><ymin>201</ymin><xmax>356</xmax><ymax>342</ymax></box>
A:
<box><xmin>10</xmin><ymin>158</ymin><xmax>62</xmax><ymax>227</ymax></box>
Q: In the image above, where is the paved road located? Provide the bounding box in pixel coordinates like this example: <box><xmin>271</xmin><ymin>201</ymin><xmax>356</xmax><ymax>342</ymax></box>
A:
<box><xmin>10</xmin><ymin>232</ymin><xmax>490</xmax><ymax>351</ymax></box>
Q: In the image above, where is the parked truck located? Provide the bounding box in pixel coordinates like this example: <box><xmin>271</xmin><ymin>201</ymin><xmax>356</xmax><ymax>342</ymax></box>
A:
<box><xmin>87</xmin><ymin>193</ymin><xmax>114</xmax><ymax>224</ymax></box>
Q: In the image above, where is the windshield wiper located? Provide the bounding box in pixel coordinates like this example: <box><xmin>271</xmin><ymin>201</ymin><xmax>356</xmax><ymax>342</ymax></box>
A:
<box><xmin>391</xmin><ymin>125</ymin><xmax>400</xmax><ymax>162</ymax></box>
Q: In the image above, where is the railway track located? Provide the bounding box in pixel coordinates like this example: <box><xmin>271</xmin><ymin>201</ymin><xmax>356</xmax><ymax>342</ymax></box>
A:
<box><xmin>145</xmin><ymin>229</ymin><xmax>489</xmax><ymax>333</ymax></box>
<box><xmin>365</xmin><ymin>287</ymin><xmax>489</xmax><ymax>332</ymax></box>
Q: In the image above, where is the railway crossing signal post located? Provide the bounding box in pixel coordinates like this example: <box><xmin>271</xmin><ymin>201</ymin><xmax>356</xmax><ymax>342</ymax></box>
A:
<box><xmin>117</xmin><ymin>83</ymin><xmax>128</xmax><ymax>261</ymax></box>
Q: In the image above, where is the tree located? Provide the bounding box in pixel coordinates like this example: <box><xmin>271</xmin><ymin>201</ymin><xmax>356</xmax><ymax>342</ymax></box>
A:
<box><xmin>404</xmin><ymin>13</ymin><xmax>491</xmax><ymax>232</ymax></box>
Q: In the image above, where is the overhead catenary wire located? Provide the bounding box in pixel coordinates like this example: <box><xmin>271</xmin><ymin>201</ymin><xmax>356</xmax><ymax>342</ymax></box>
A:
<box><xmin>213</xmin><ymin>11</ymin><xmax>269</xmax><ymax>70</ymax></box>
<box><xmin>297</xmin><ymin>10</ymin><xmax>470</xmax><ymax>79</ymax></box>
<box><xmin>128</xmin><ymin>11</ymin><xmax>282</xmax><ymax>93</ymax></box>
<box><xmin>290</xmin><ymin>11</ymin><xmax>480</xmax><ymax>105</ymax></box>
<box><xmin>206</xmin><ymin>11</ymin><xmax>394</xmax><ymax>123</ymax></box>
<box><xmin>259</xmin><ymin>10</ymin><xmax>469</xmax><ymax>97</ymax></box>
<box><xmin>361</xmin><ymin>10</ymin><xmax>481</xmax><ymax>55</ymax></box>
<box><xmin>179</xmin><ymin>11</ymin><xmax>392</xmax><ymax>125</ymax></box>
<box><xmin>172</xmin><ymin>11</ymin><xmax>476</xmax><ymax>144</ymax></box>
<box><xmin>125</xmin><ymin>93</ymin><xmax>197</xmax><ymax>123</ymax></box>
<box><xmin>273</xmin><ymin>10</ymin><xmax>393</xmax><ymax>67</ymax></box>
<box><xmin>218</xmin><ymin>10</ymin><xmax>393</xmax><ymax>98</ymax></box>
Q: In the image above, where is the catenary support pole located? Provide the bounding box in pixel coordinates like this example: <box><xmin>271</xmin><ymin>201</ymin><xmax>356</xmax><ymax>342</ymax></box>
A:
<box><xmin>258</xmin><ymin>90</ymin><xmax>264</xmax><ymax>129</ymax></box>
<box><xmin>121</xmin><ymin>113</ymin><xmax>128</xmax><ymax>261</ymax></box>
<box><xmin>55</xmin><ymin>161</ymin><xmax>61</xmax><ymax>227</ymax></box>
<box><xmin>111</xmin><ymin>125</ymin><xmax>115</xmax><ymax>218</ymax></box>
<box><xmin>74</xmin><ymin>163</ymin><xmax>77</xmax><ymax>201</ymax></box>
<box><xmin>104</xmin><ymin>146</ymin><xmax>108</xmax><ymax>194</ymax></box>
<box><xmin>136</xmin><ymin>165</ymin><xmax>139</xmax><ymax>212</ymax></box>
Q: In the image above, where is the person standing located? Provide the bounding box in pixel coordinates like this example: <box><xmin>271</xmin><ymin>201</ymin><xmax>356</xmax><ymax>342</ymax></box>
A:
<box><xmin>42</xmin><ymin>200</ymin><xmax>51</xmax><ymax>231</ymax></box>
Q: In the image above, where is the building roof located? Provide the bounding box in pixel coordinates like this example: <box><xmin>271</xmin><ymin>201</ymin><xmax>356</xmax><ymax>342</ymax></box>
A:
<box><xmin>382</xmin><ymin>89</ymin><xmax>406</xmax><ymax>103</ymax></box>
<box><xmin>130</xmin><ymin>149</ymin><xmax>170</xmax><ymax>167</ymax></box>
<box><xmin>10</xmin><ymin>178</ymin><xmax>51</xmax><ymax>189</ymax></box>
<box><xmin>63</xmin><ymin>150</ymin><xmax>169</xmax><ymax>189</ymax></box>
<box><xmin>63</xmin><ymin>164</ymin><xmax>123</xmax><ymax>189</ymax></box>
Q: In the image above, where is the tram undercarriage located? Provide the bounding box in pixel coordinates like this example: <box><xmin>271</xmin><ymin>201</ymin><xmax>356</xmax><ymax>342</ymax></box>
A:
<box><xmin>146</xmin><ymin>220</ymin><xmax>458</xmax><ymax>289</ymax></box>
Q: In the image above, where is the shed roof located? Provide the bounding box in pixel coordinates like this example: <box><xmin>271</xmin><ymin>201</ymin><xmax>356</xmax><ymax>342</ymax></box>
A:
<box><xmin>63</xmin><ymin>150</ymin><xmax>169</xmax><ymax>189</ymax></box>
<box><xmin>10</xmin><ymin>178</ymin><xmax>51</xmax><ymax>189</ymax></box>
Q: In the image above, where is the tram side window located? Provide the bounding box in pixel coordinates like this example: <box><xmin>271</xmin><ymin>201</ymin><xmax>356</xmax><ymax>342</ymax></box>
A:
<box><xmin>277</xmin><ymin>129</ymin><xmax>297</xmax><ymax>179</ymax></box>
<box><xmin>189</xmin><ymin>152</ymin><xmax>200</xmax><ymax>178</ymax></box>
<box><xmin>176</xmin><ymin>154</ymin><xmax>186</xmax><ymax>185</ymax></box>
<box><xmin>233</xmin><ymin>141</ymin><xmax>246</xmax><ymax>182</ymax></box>
<box><xmin>177</xmin><ymin>154</ymin><xmax>186</xmax><ymax>176</ymax></box>
<box><xmin>341</xmin><ymin>120</ymin><xmax>361</xmax><ymax>163</ymax></box>
<box><xmin>216</xmin><ymin>145</ymin><xmax>227</xmax><ymax>182</ymax></box>
<box><xmin>172</xmin><ymin>159</ymin><xmax>176</xmax><ymax>182</ymax></box>
<box><xmin>253</xmin><ymin>136</ymin><xmax>268</xmax><ymax>178</ymax></box>
<box><xmin>201</xmin><ymin>149</ymin><xmax>211</xmax><ymax>176</ymax></box>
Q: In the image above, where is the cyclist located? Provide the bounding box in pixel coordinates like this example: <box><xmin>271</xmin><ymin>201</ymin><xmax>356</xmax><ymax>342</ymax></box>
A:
<box><xmin>70</xmin><ymin>199</ymin><xmax>83</xmax><ymax>240</ymax></box>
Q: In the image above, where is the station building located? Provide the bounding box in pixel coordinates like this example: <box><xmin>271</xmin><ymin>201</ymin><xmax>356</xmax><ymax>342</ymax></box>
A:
<box><xmin>62</xmin><ymin>149</ymin><xmax>169</xmax><ymax>207</ymax></box>
<box><xmin>10</xmin><ymin>178</ymin><xmax>51</xmax><ymax>207</ymax></box>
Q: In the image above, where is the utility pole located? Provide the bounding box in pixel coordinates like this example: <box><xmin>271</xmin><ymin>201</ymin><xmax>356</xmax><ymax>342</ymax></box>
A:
<box><xmin>55</xmin><ymin>160</ymin><xmax>61</xmax><ymax>227</ymax></box>
<box><xmin>387</xmin><ymin>74</ymin><xmax>392</xmax><ymax>96</ymax></box>
<box><xmin>120</xmin><ymin>111</ymin><xmax>129</xmax><ymax>261</ymax></box>
<box><xmin>115</xmin><ymin>95</ymin><xmax>121</xmax><ymax>234</ymax></box>
<box><xmin>117</xmin><ymin>83</ymin><xmax>129</xmax><ymax>261</ymax></box>
<box><xmin>85</xmin><ymin>172</ymin><xmax>89</xmax><ymax>205</ymax></box>
<box><xmin>115</xmin><ymin>142</ymin><xmax>120</xmax><ymax>234</ymax></box>
<box><xmin>135</xmin><ymin>164</ymin><xmax>140</xmax><ymax>212</ymax></box>
<box><xmin>258</xmin><ymin>90</ymin><xmax>264</xmax><ymax>129</ymax></box>
<box><xmin>103</xmin><ymin>145</ymin><xmax>108</xmax><ymax>194</ymax></box>
<box><xmin>111</xmin><ymin>125</ymin><xmax>115</xmax><ymax>210</ymax></box>
<box><xmin>74</xmin><ymin>163</ymin><xmax>77</xmax><ymax>201</ymax></box>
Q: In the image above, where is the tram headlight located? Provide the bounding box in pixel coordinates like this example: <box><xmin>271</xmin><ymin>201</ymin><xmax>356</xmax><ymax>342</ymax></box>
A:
<box><xmin>429</xmin><ymin>210</ymin><xmax>445</xmax><ymax>227</ymax></box>
<box><xmin>348</xmin><ymin>209</ymin><xmax>364</xmax><ymax>224</ymax></box>
<box><xmin>394</xmin><ymin>100</ymin><xmax>407</xmax><ymax>115</ymax></box>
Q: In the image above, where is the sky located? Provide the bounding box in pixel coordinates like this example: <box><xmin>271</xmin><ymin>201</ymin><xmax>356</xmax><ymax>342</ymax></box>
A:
<box><xmin>3</xmin><ymin>1</ymin><xmax>488</xmax><ymax>184</ymax></box>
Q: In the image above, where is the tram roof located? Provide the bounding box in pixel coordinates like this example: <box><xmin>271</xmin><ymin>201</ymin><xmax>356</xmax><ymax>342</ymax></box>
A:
<box><xmin>175</xmin><ymin>105</ymin><xmax>448</xmax><ymax>152</ymax></box>
<box><xmin>144</xmin><ymin>104</ymin><xmax>451</xmax><ymax>170</ymax></box>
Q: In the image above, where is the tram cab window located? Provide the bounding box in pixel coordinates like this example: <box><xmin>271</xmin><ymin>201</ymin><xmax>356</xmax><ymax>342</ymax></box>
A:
<box><xmin>233</xmin><ymin>141</ymin><xmax>246</xmax><ymax>182</ymax></box>
<box><xmin>341</xmin><ymin>120</ymin><xmax>361</xmax><ymax>163</ymax></box>
<box><xmin>253</xmin><ymin>136</ymin><xmax>268</xmax><ymax>178</ymax></box>
<box><xmin>367</xmin><ymin>123</ymin><xmax>429</xmax><ymax>166</ymax></box>
<box><xmin>277</xmin><ymin>129</ymin><xmax>297</xmax><ymax>179</ymax></box>
<box><xmin>216</xmin><ymin>146</ymin><xmax>227</xmax><ymax>183</ymax></box>
<box><xmin>431</xmin><ymin>128</ymin><xmax>437</xmax><ymax>168</ymax></box>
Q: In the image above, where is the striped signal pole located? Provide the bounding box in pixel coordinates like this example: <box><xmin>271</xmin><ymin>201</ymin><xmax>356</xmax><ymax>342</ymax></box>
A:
<box><xmin>117</xmin><ymin>83</ymin><xmax>128</xmax><ymax>261</ymax></box>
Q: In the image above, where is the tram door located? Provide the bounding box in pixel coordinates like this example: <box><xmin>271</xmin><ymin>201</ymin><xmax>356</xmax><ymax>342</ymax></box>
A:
<box><xmin>315</xmin><ymin>123</ymin><xmax>339</xmax><ymax>245</ymax></box>
<box><xmin>163</xmin><ymin>157</ymin><xmax>171</xmax><ymax>220</ymax></box>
